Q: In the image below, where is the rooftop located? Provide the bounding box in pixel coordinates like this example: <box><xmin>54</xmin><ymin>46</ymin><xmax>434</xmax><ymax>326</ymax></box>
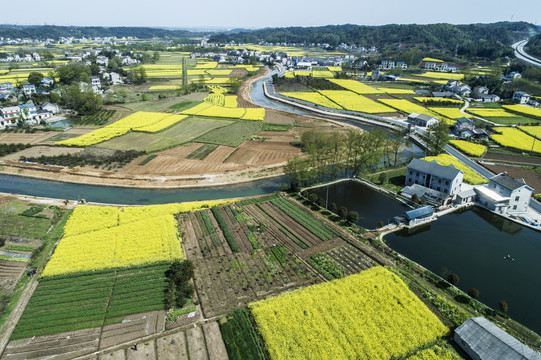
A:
<box><xmin>405</xmin><ymin>205</ymin><xmax>434</xmax><ymax>220</ymax></box>
<box><xmin>491</xmin><ymin>173</ymin><xmax>531</xmax><ymax>192</ymax></box>
<box><xmin>407</xmin><ymin>158</ymin><xmax>463</xmax><ymax>181</ymax></box>
<box><xmin>455</xmin><ymin>317</ymin><xmax>541</xmax><ymax>360</ymax></box>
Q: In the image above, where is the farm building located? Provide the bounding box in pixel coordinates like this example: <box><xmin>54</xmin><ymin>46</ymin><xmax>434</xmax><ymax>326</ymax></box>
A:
<box><xmin>454</xmin><ymin>317</ymin><xmax>541</xmax><ymax>360</ymax></box>
<box><xmin>394</xmin><ymin>205</ymin><xmax>435</xmax><ymax>226</ymax></box>
<box><xmin>404</xmin><ymin>159</ymin><xmax>464</xmax><ymax>204</ymax></box>
<box><xmin>512</xmin><ymin>91</ymin><xmax>530</xmax><ymax>104</ymax></box>
<box><xmin>474</xmin><ymin>173</ymin><xmax>533</xmax><ymax>216</ymax></box>
<box><xmin>407</xmin><ymin>113</ymin><xmax>439</xmax><ymax>128</ymax></box>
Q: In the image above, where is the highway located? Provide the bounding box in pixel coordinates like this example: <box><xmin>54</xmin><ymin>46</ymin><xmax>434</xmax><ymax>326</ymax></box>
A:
<box><xmin>512</xmin><ymin>40</ymin><xmax>541</xmax><ymax>67</ymax></box>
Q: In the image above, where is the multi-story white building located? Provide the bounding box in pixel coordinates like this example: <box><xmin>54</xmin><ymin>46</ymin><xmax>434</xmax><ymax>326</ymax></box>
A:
<box><xmin>475</xmin><ymin>173</ymin><xmax>534</xmax><ymax>215</ymax></box>
<box><xmin>405</xmin><ymin>159</ymin><xmax>464</xmax><ymax>197</ymax></box>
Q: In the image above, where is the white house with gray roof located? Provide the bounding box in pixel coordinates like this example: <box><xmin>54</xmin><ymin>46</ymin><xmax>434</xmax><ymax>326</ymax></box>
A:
<box><xmin>474</xmin><ymin>173</ymin><xmax>533</xmax><ymax>215</ymax></box>
<box><xmin>407</xmin><ymin>113</ymin><xmax>439</xmax><ymax>128</ymax></box>
<box><xmin>454</xmin><ymin>317</ymin><xmax>541</xmax><ymax>360</ymax></box>
<box><xmin>405</xmin><ymin>159</ymin><xmax>464</xmax><ymax>198</ymax></box>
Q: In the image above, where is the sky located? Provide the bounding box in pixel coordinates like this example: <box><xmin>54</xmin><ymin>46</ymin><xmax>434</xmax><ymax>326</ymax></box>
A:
<box><xmin>1</xmin><ymin>0</ymin><xmax>540</xmax><ymax>30</ymax></box>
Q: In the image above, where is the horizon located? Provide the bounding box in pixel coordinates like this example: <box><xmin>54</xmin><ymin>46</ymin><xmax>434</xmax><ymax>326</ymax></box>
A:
<box><xmin>0</xmin><ymin>0</ymin><xmax>540</xmax><ymax>29</ymax></box>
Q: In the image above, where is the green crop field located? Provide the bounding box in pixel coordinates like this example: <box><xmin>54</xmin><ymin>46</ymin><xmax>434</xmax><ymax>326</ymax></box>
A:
<box><xmin>96</xmin><ymin>117</ymin><xmax>233</xmax><ymax>152</ymax></box>
<box><xmin>0</xmin><ymin>202</ymin><xmax>58</xmax><ymax>239</ymax></box>
<box><xmin>186</xmin><ymin>144</ymin><xmax>219</xmax><ymax>160</ymax></box>
<box><xmin>195</xmin><ymin>121</ymin><xmax>263</xmax><ymax>147</ymax></box>
<box><xmin>11</xmin><ymin>263</ymin><xmax>170</xmax><ymax>339</ymax></box>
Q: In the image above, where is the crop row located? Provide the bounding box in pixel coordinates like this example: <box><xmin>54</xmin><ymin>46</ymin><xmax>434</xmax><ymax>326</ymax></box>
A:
<box><xmin>319</xmin><ymin>90</ymin><xmax>394</xmax><ymax>114</ymax></box>
<box><xmin>220</xmin><ymin>308</ymin><xmax>267</xmax><ymax>360</ymax></box>
<box><xmin>307</xmin><ymin>253</ymin><xmax>345</xmax><ymax>280</ymax></box>
<box><xmin>270</xmin><ymin>198</ymin><xmax>338</xmax><ymax>241</ymax></box>
<box><xmin>211</xmin><ymin>207</ymin><xmax>240</xmax><ymax>252</ymax></box>
<box><xmin>490</xmin><ymin>127</ymin><xmax>541</xmax><ymax>154</ymax></box>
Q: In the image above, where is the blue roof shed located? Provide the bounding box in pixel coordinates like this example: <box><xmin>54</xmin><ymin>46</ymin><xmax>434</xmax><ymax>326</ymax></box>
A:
<box><xmin>405</xmin><ymin>206</ymin><xmax>434</xmax><ymax>221</ymax></box>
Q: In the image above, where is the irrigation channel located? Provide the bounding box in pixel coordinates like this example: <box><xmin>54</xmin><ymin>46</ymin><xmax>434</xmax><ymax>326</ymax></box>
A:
<box><xmin>314</xmin><ymin>180</ymin><xmax>541</xmax><ymax>335</ymax></box>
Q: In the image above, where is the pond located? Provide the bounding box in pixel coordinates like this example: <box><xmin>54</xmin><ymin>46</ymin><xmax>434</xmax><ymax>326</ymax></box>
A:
<box><xmin>306</xmin><ymin>180</ymin><xmax>410</xmax><ymax>229</ymax></box>
<box><xmin>385</xmin><ymin>207</ymin><xmax>541</xmax><ymax>335</ymax></box>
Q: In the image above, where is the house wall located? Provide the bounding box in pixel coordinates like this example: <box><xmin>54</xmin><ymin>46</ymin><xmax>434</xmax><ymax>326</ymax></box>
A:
<box><xmin>405</xmin><ymin>169</ymin><xmax>462</xmax><ymax>196</ymax></box>
<box><xmin>508</xmin><ymin>187</ymin><xmax>533</xmax><ymax>214</ymax></box>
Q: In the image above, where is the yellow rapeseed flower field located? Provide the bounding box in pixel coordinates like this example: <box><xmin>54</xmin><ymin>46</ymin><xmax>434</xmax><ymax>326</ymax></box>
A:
<box><xmin>223</xmin><ymin>95</ymin><xmax>238</xmax><ymax>108</ymax></box>
<box><xmin>416</xmin><ymin>72</ymin><xmax>464</xmax><ymax>81</ymax></box>
<box><xmin>502</xmin><ymin>105</ymin><xmax>541</xmax><ymax>119</ymax></box>
<box><xmin>319</xmin><ymin>90</ymin><xmax>394</xmax><ymax>113</ymax></box>
<box><xmin>148</xmin><ymin>85</ymin><xmax>181</xmax><ymax>91</ymax></box>
<box><xmin>405</xmin><ymin>345</ymin><xmax>462</xmax><ymax>360</ymax></box>
<box><xmin>194</xmin><ymin>61</ymin><xmax>218</xmax><ymax>69</ymax></box>
<box><xmin>414</xmin><ymin>97</ymin><xmax>463</xmax><ymax>104</ymax></box>
<box><xmin>377</xmin><ymin>88</ymin><xmax>416</xmax><ymax>94</ymax></box>
<box><xmin>43</xmin><ymin>200</ymin><xmax>234</xmax><ymax>277</ymax></box>
<box><xmin>328</xmin><ymin>79</ymin><xmax>385</xmax><ymax>94</ymax></box>
<box><xmin>519</xmin><ymin>126</ymin><xmax>541</xmax><ymax>138</ymax></box>
<box><xmin>466</xmin><ymin>108</ymin><xmax>516</xmax><ymax>118</ymax></box>
<box><xmin>491</xmin><ymin>127</ymin><xmax>541</xmax><ymax>154</ymax></box>
<box><xmin>378</xmin><ymin>99</ymin><xmax>441</xmax><ymax>119</ymax></box>
<box><xmin>449</xmin><ymin>140</ymin><xmax>487</xmax><ymax>157</ymax></box>
<box><xmin>250</xmin><ymin>267</ymin><xmax>449</xmax><ymax>360</ymax></box>
<box><xmin>56</xmin><ymin>112</ymin><xmax>189</xmax><ymax>146</ymax></box>
<box><xmin>280</xmin><ymin>92</ymin><xmax>344</xmax><ymax>110</ymax></box>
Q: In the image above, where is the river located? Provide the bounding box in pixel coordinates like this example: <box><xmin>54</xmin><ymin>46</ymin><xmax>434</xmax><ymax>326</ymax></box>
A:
<box><xmin>0</xmin><ymin>174</ymin><xmax>284</xmax><ymax>205</ymax></box>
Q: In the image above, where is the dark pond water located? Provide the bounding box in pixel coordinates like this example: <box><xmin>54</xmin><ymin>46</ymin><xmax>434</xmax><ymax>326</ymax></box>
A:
<box><xmin>385</xmin><ymin>207</ymin><xmax>541</xmax><ymax>335</ymax></box>
<box><xmin>307</xmin><ymin>180</ymin><xmax>410</xmax><ymax>229</ymax></box>
<box><xmin>0</xmin><ymin>174</ymin><xmax>284</xmax><ymax>205</ymax></box>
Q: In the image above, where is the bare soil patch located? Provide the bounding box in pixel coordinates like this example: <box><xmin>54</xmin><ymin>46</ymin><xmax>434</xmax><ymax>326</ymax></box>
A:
<box><xmin>0</xmin><ymin>146</ymin><xmax>84</xmax><ymax>161</ymax></box>
<box><xmin>0</xmin><ymin>132</ymin><xmax>59</xmax><ymax>145</ymax></box>
<box><xmin>481</xmin><ymin>164</ymin><xmax>541</xmax><ymax>195</ymax></box>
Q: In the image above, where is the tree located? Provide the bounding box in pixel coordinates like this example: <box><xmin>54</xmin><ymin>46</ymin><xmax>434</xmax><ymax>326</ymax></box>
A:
<box><xmin>468</xmin><ymin>288</ymin><xmax>480</xmax><ymax>299</ymax></box>
<box><xmin>338</xmin><ymin>206</ymin><xmax>348</xmax><ymax>219</ymax></box>
<box><xmin>61</xmin><ymin>85</ymin><xmax>102</xmax><ymax>115</ymax></box>
<box><xmin>447</xmin><ymin>273</ymin><xmax>460</xmax><ymax>285</ymax></box>
<box><xmin>165</xmin><ymin>260</ymin><xmax>195</xmax><ymax>309</ymax></box>
<box><xmin>127</xmin><ymin>67</ymin><xmax>147</xmax><ymax>85</ymax></box>
<box><xmin>347</xmin><ymin>211</ymin><xmax>359</xmax><ymax>224</ymax></box>
<box><xmin>499</xmin><ymin>300</ymin><xmax>508</xmax><ymax>313</ymax></box>
<box><xmin>423</xmin><ymin>122</ymin><xmax>451</xmax><ymax>156</ymax></box>
<box><xmin>27</xmin><ymin>72</ymin><xmax>44</xmax><ymax>86</ymax></box>
<box><xmin>329</xmin><ymin>202</ymin><xmax>337</xmax><ymax>214</ymax></box>
<box><xmin>152</xmin><ymin>51</ymin><xmax>160</xmax><ymax>63</ymax></box>
<box><xmin>378</xmin><ymin>172</ymin><xmax>388</xmax><ymax>184</ymax></box>
<box><xmin>411</xmin><ymin>193</ymin><xmax>419</xmax><ymax>204</ymax></box>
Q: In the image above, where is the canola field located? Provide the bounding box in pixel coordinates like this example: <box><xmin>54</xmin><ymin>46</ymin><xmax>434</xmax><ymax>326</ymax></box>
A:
<box><xmin>280</xmin><ymin>92</ymin><xmax>344</xmax><ymax>110</ymax></box>
<box><xmin>502</xmin><ymin>105</ymin><xmax>541</xmax><ymax>119</ymax></box>
<box><xmin>250</xmin><ymin>267</ymin><xmax>449</xmax><ymax>360</ymax></box>
<box><xmin>449</xmin><ymin>140</ymin><xmax>487</xmax><ymax>157</ymax></box>
<box><xmin>328</xmin><ymin>79</ymin><xmax>385</xmax><ymax>94</ymax></box>
<box><xmin>318</xmin><ymin>90</ymin><xmax>394</xmax><ymax>113</ymax></box>
<box><xmin>491</xmin><ymin>127</ymin><xmax>541</xmax><ymax>153</ymax></box>
<box><xmin>56</xmin><ymin>112</ymin><xmax>188</xmax><ymax>146</ymax></box>
<box><xmin>42</xmin><ymin>201</ymin><xmax>234</xmax><ymax>277</ymax></box>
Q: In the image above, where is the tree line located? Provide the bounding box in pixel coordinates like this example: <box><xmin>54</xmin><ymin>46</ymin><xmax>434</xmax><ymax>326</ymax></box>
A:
<box><xmin>284</xmin><ymin>128</ymin><xmax>403</xmax><ymax>190</ymax></box>
<box><xmin>210</xmin><ymin>22</ymin><xmax>534</xmax><ymax>54</ymax></box>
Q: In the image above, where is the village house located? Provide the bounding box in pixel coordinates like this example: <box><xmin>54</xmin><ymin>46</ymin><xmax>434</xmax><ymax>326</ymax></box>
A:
<box><xmin>407</xmin><ymin>113</ymin><xmax>439</xmax><ymax>128</ymax></box>
<box><xmin>90</xmin><ymin>76</ymin><xmax>101</xmax><ymax>89</ymax></box>
<box><xmin>39</xmin><ymin>102</ymin><xmax>59</xmax><ymax>114</ymax></box>
<box><xmin>473</xmin><ymin>86</ymin><xmax>489</xmax><ymax>96</ymax></box>
<box><xmin>0</xmin><ymin>105</ymin><xmax>22</xmax><ymax>122</ymax></box>
<box><xmin>475</xmin><ymin>173</ymin><xmax>534</xmax><ymax>216</ymax></box>
<box><xmin>453</xmin><ymin>117</ymin><xmax>475</xmax><ymax>137</ymax></box>
<box><xmin>40</xmin><ymin>77</ymin><xmax>54</xmax><ymax>88</ymax></box>
<box><xmin>22</xmin><ymin>84</ymin><xmax>36</xmax><ymax>96</ymax></box>
<box><xmin>512</xmin><ymin>91</ymin><xmax>530</xmax><ymax>104</ymax></box>
<box><xmin>401</xmin><ymin>159</ymin><xmax>465</xmax><ymax>206</ymax></box>
<box><xmin>19</xmin><ymin>102</ymin><xmax>37</xmax><ymax>120</ymax></box>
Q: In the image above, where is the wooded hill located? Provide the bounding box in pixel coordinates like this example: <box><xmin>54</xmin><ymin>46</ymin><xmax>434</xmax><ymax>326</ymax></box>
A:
<box><xmin>210</xmin><ymin>22</ymin><xmax>536</xmax><ymax>53</ymax></box>
<box><xmin>525</xmin><ymin>34</ymin><xmax>541</xmax><ymax>58</ymax></box>
<box><xmin>0</xmin><ymin>25</ymin><xmax>202</xmax><ymax>40</ymax></box>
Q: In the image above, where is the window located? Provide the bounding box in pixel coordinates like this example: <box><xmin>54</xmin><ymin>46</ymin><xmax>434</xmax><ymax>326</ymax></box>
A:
<box><xmin>515</xmin><ymin>196</ymin><xmax>519</xmax><ymax>202</ymax></box>
<box><xmin>416</xmin><ymin>172</ymin><xmax>419</xmax><ymax>177</ymax></box>
<box><xmin>415</xmin><ymin>180</ymin><xmax>418</xmax><ymax>184</ymax></box>
<box><xmin>513</xmin><ymin>205</ymin><xmax>517</xmax><ymax>210</ymax></box>
<box><xmin>437</xmin><ymin>187</ymin><xmax>441</xmax><ymax>191</ymax></box>
<box><xmin>445</xmin><ymin>180</ymin><xmax>449</xmax><ymax>185</ymax></box>
<box><xmin>438</xmin><ymin>179</ymin><xmax>442</xmax><ymax>184</ymax></box>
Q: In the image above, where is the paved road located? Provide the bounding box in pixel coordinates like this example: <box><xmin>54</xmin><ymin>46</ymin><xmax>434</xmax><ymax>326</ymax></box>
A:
<box><xmin>512</xmin><ymin>40</ymin><xmax>541</xmax><ymax>67</ymax></box>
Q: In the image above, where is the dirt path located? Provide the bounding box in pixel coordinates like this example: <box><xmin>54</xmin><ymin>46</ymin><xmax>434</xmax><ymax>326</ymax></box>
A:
<box><xmin>238</xmin><ymin>66</ymin><xmax>271</xmax><ymax>107</ymax></box>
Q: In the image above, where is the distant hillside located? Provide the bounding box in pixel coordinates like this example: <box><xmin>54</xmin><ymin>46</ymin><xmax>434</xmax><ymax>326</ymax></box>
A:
<box><xmin>525</xmin><ymin>34</ymin><xmax>541</xmax><ymax>58</ymax></box>
<box><xmin>0</xmin><ymin>25</ymin><xmax>202</xmax><ymax>39</ymax></box>
<box><xmin>209</xmin><ymin>22</ymin><xmax>535</xmax><ymax>54</ymax></box>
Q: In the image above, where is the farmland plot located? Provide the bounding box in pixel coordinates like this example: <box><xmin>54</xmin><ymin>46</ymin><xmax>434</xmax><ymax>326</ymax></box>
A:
<box><xmin>178</xmin><ymin>205</ymin><xmax>321</xmax><ymax>317</ymax></box>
